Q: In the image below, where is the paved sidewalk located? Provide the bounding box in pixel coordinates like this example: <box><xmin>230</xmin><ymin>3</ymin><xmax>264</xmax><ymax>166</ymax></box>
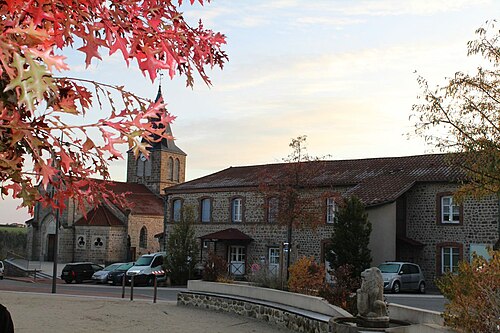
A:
<box><xmin>0</xmin><ymin>291</ymin><xmax>288</xmax><ymax>333</ymax></box>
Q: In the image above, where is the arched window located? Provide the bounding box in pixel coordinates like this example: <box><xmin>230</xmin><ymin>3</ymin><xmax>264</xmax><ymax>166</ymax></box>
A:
<box><xmin>168</xmin><ymin>157</ymin><xmax>174</xmax><ymax>180</ymax></box>
<box><xmin>139</xmin><ymin>226</ymin><xmax>147</xmax><ymax>248</ymax></box>
<box><xmin>145</xmin><ymin>156</ymin><xmax>152</xmax><ymax>177</ymax></box>
<box><xmin>200</xmin><ymin>198</ymin><xmax>211</xmax><ymax>223</ymax></box>
<box><xmin>172</xmin><ymin>199</ymin><xmax>182</xmax><ymax>222</ymax></box>
<box><xmin>231</xmin><ymin>198</ymin><xmax>243</xmax><ymax>223</ymax></box>
<box><xmin>267</xmin><ymin>197</ymin><xmax>279</xmax><ymax>223</ymax></box>
<box><xmin>174</xmin><ymin>158</ymin><xmax>180</xmax><ymax>182</ymax></box>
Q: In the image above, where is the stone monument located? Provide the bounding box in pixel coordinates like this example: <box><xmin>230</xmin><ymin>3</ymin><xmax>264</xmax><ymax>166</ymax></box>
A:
<box><xmin>356</xmin><ymin>267</ymin><xmax>389</xmax><ymax>328</ymax></box>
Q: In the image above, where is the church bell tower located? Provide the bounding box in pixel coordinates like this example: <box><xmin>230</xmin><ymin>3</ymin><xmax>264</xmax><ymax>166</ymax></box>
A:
<box><xmin>126</xmin><ymin>86</ymin><xmax>187</xmax><ymax>195</ymax></box>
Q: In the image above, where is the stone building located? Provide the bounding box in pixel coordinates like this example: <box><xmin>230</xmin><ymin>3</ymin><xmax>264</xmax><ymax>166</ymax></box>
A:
<box><xmin>164</xmin><ymin>154</ymin><xmax>499</xmax><ymax>286</ymax></box>
<box><xmin>25</xmin><ymin>87</ymin><xmax>185</xmax><ymax>264</ymax></box>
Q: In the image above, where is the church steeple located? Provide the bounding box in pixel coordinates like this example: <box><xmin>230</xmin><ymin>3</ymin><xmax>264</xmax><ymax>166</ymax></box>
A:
<box><xmin>126</xmin><ymin>85</ymin><xmax>187</xmax><ymax>195</ymax></box>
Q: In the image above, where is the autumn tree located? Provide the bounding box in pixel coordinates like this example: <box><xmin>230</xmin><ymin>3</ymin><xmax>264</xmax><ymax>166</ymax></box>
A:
<box><xmin>412</xmin><ymin>21</ymin><xmax>499</xmax><ymax>201</ymax></box>
<box><xmin>326</xmin><ymin>196</ymin><xmax>372</xmax><ymax>278</ymax></box>
<box><xmin>259</xmin><ymin>135</ymin><xmax>328</xmax><ymax>280</ymax></box>
<box><xmin>0</xmin><ymin>1</ymin><xmax>227</xmax><ymax>214</ymax></box>
<box><xmin>165</xmin><ymin>205</ymin><xmax>199</xmax><ymax>285</ymax></box>
<box><xmin>436</xmin><ymin>250</ymin><xmax>500</xmax><ymax>333</ymax></box>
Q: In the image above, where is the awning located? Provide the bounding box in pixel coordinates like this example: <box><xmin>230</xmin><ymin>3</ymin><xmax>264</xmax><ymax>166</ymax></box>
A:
<box><xmin>397</xmin><ymin>235</ymin><xmax>424</xmax><ymax>247</ymax></box>
<box><xmin>200</xmin><ymin>228</ymin><xmax>253</xmax><ymax>243</ymax></box>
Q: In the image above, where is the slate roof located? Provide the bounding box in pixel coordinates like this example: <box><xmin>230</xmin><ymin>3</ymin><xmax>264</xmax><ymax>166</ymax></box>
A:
<box><xmin>165</xmin><ymin>153</ymin><xmax>465</xmax><ymax>207</ymax></box>
<box><xmin>149</xmin><ymin>86</ymin><xmax>186</xmax><ymax>156</ymax></box>
<box><xmin>74</xmin><ymin>205</ymin><xmax>124</xmax><ymax>227</ymax></box>
<box><xmin>104</xmin><ymin>181</ymin><xmax>164</xmax><ymax>216</ymax></box>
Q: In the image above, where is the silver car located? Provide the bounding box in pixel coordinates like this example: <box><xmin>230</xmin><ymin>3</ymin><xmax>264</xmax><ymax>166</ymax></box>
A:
<box><xmin>378</xmin><ymin>262</ymin><xmax>425</xmax><ymax>294</ymax></box>
<box><xmin>91</xmin><ymin>263</ymin><xmax>124</xmax><ymax>283</ymax></box>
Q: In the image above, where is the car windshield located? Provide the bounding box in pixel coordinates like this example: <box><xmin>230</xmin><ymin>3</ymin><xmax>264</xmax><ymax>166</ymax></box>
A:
<box><xmin>117</xmin><ymin>263</ymin><xmax>134</xmax><ymax>271</ymax></box>
<box><xmin>135</xmin><ymin>256</ymin><xmax>153</xmax><ymax>266</ymax></box>
<box><xmin>103</xmin><ymin>263</ymin><xmax>122</xmax><ymax>272</ymax></box>
<box><xmin>378</xmin><ymin>263</ymin><xmax>401</xmax><ymax>273</ymax></box>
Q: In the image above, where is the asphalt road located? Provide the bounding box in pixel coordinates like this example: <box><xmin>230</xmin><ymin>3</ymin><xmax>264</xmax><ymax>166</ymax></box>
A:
<box><xmin>0</xmin><ymin>278</ymin><xmax>445</xmax><ymax>312</ymax></box>
<box><xmin>385</xmin><ymin>293</ymin><xmax>446</xmax><ymax>312</ymax></box>
<box><xmin>0</xmin><ymin>278</ymin><xmax>184</xmax><ymax>302</ymax></box>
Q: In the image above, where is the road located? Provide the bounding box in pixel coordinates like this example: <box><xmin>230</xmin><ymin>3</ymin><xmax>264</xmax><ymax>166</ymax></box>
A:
<box><xmin>0</xmin><ymin>278</ymin><xmax>184</xmax><ymax>302</ymax></box>
<box><xmin>0</xmin><ymin>278</ymin><xmax>445</xmax><ymax>312</ymax></box>
<box><xmin>385</xmin><ymin>293</ymin><xmax>446</xmax><ymax>312</ymax></box>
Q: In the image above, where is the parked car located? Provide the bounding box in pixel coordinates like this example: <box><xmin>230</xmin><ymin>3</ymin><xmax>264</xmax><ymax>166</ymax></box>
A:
<box><xmin>92</xmin><ymin>263</ymin><xmax>125</xmax><ymax>283</ymax></box>
<box><xmin>0</xmin><ymin>261</ymin><xmax>4</xmax><ymax>279</ymax></box>
<box><xmin>378</xmin><ymin>262</ymin><xmax>426</xmax><ymax>294</ymax></box>
<box><xmin>126</xmin><ymin>252</ymin><xmax>166</xmax><ymax>286</ymax></box>
<box><xmin>61</xmin><ymin>262</ymin><xmax>103</xmax><ymax>284</ymax></box>
<box><xmin>107</xmin><ymin>262</ymin><xmax>135</xmax><ymax>286</ymax></box>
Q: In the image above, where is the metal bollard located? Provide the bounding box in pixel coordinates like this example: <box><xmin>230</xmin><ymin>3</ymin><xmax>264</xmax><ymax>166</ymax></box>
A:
<box><xmin>121</xmin><ymin>274</ymin><xmax>126</xmax><ymax>299</ymax></box>
<box><xmin>153</xmin><ymin>275</ymin><xmax>157</xmax><ymax>303</ymax></box>
<box><xmin>130</xmin><ymin>275</ymin><xmax>134</xmax><ymax>301</ymax></box>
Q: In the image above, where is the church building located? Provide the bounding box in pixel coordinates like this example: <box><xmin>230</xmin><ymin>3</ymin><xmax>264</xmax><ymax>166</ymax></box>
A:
<box><xmin>25</xmin><ymin>87</ymin><xmax>185</xmax><ymax>264</ymax></box>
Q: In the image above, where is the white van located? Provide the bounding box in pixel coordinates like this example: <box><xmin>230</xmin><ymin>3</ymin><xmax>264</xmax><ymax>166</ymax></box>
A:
<box><xmin>126</xmin><ymin>252</ymin><xmax>166</xmax><ymax>286</ymax></box>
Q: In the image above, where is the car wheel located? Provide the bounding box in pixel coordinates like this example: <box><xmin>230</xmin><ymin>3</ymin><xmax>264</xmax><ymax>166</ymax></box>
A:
<box><xmin>418</xmin><ymin>282</ymin><xmax>426</xmax><ymax>294</ymax></box>
<box><xmin>392</xmin><ymin>281</ymin><xmax>401</xmax><ymax>294</ymax></box>
<box><xmin>64</xmin><ymin>279</ymin><xmax>72</xmax><ymax>284</ymax></box>
<box><xmin>75</xmin><ymin>277</ymin><xmax>82</xmax><ymax>284</ymax></box>
<box><xmin>0</xmin><ymin>276</ymin><xmax>3</xmax><ymax>280</ymax></box>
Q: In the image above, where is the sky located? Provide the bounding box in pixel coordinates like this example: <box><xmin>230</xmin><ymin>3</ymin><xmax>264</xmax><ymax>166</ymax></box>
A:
<box><xmin>1</xmin><ymin>0</ymin><xmax>499</xmax><ymax>224</ymax></box>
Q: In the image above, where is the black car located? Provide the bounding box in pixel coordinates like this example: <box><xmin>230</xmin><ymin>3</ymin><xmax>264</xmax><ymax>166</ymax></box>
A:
<box><xmin>61</xmin><ymin>262</ymin><xmax>103</xmax><ymax>284</ymax></box>
<box><xmin>107</xmin><ymin>262</ymin><xmax>135</xmax><ymax>286</ymax></box>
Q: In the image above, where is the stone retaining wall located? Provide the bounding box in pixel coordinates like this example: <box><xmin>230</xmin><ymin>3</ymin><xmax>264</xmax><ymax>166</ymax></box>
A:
<box><xmin>178</xmin><ymin>292</ymin><xmax>329</xmax><ymax>333</ymax></box>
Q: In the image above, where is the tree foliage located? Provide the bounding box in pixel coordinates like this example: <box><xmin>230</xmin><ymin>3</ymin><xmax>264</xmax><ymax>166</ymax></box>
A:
<box><xmin>165</xmin><ymin>206</ymin><xmax>199</xmax><ymax>285</ymax></box>
<box><xmin>436</xmin><ymin>249</ymin><xmax>500</xmax><ymax>333</ymax></box>
<box><xmin>259</xmin><ymin>135</ymin><xmax>328</xmax><ymax>230</ymax></box>
<box><xmin>412</xmin><ymin>21</ymin><xmax>500</xmax><ymax>199</ymax></box>
<box><xmin>0</xmin><ymin>1</ymin><xmax>227</xmax><ymax>214</ymax></box>
<box><xmin>326</xmin><ymin>196</ymin><xmax>372</xmax><ymax>278</ymax></box>
<box><xmin>288</xmin><ymin>256</ymin><xmax>325</xmax><ymax>296</ymax></box>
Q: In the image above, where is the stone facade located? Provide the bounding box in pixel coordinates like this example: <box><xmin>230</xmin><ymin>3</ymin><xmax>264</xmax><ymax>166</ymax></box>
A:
<box><xmin>178</xmin><ymin>292</ymin><xmax>328</xmax><ymax>333</ymax></box>
<box><xmin>128</xmin><ymin>214</ymin><xmax>164</xmax><ymax>259</ymax></box>
<box><xmin>404</xmin><ymin>182</ymin><xmax>498</xmax><ymax>286</ymax></box>
<box><xmin>166</xmin><ymin>176</ymin><xmax>498</xmax><ymax>287</ymax></box>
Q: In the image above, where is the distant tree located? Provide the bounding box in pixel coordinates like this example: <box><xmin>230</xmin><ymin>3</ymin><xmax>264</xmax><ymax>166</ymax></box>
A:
<box><xmin>165</xmin><ymin>206</ymin><xmax>199</xmax><ymax>285</ymax></box>
<box><xmin>259</xmin><ymin>135</ymin><xmax>328</xmax><ymax>280</ymax></box>
<box><xmin>412</xmin><ymin>21</ymin><xmax>500</xmax><ymax>201</ymax></box>
<box><xmin>326</xmin><ymin>196</ymin><xmax>372</xmax><ymax>278</ymax></box>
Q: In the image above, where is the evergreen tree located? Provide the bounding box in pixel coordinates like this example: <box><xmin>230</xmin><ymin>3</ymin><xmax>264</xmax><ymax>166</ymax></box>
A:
<box><xmin>326</xmin><ymin>196</ymin><xmax>372</xmax><ymax>278</ymax></box>
<box><xmin>165</xmin><ymin>206</ymin><xmax>199</xmax><ymax>285</ymax></box>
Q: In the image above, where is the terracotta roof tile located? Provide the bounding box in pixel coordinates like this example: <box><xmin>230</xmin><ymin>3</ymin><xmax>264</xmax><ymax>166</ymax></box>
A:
<box><xmin>104</xmin><ymin>181</ymin><xmax>164</xmax><ymax>216</ymax></box>
<box><xmin>74</xmin><ymin>205</ymin><xmax>124</xmax><ymax>227</ymax></box>
<box><xmin>166</xmin><ymin>153</ymin><xmax>465</xmax><ymax>207</ymax></box>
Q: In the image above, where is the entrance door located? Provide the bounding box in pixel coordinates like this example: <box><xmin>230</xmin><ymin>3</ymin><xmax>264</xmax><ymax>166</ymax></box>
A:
<box><xmin>47</xmin><ymin>234</ymin><xmax>55</xmax><ymax>261</ymax></box>
<box><xmin>229</xmin><ymin>245</ymin><xmax>246</xmax><ymax>276</ymax></box>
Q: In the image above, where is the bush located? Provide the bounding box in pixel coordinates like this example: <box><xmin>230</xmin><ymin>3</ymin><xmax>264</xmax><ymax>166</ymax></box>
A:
<box><xmin>288</xmin><ymin>256</ymin><xmax>325</xmax><ymax>296</ymax></box>
<box><xmin>436</xmin><ymin>249</ymin><xmax>500</xmax><ymax>333</ymax></box>
<box><xmin>318</xmin><ymin>264</ymin><xmax>360</xmax><ymax>315</ymax></box>
<box><xmin>247</xmin><ymin>262</ymin><xmax>282</xmax><ymax>289</ymax></box>
<box><xmin>202</xmin><ymin>252</ymin><xmax>230</xmax><ymax>282</ymax></box>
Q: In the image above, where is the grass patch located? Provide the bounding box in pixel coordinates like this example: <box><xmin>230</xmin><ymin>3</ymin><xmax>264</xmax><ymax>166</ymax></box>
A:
<box><xmin>0</xmin><ymin>226</ymin><xmax>27</xmax><ymax>234</ymax></box>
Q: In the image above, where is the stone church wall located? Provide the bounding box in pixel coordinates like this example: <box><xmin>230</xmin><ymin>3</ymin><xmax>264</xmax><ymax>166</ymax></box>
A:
<box><xmin>128</xmin><ymin>214</ymin><xmax>164</xmax><ymax>258</ymax></box>
<box><xmin>74</xmin><ymin>226</ymin><xmax>127</xmax><ymax>265</ymax></box>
